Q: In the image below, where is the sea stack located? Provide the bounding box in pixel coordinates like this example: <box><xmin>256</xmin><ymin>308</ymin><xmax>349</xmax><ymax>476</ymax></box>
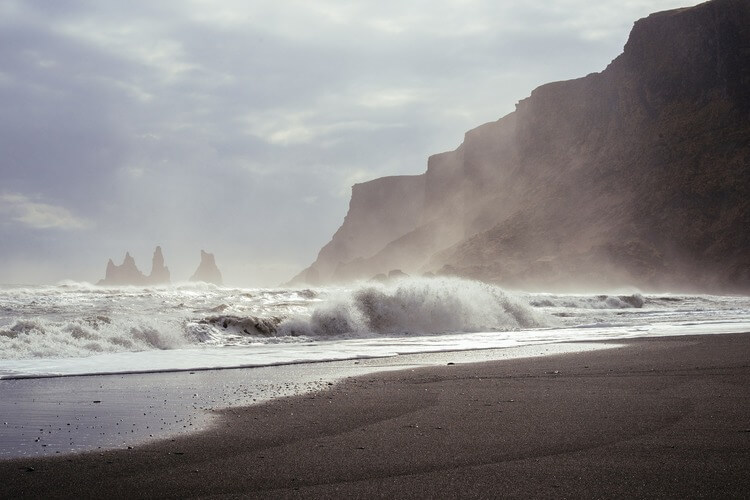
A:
<box><xmin>189</xmin><ymin>250</ymin><xmax>223</xmax><ymax>285</ymax></box>
<box><xmin>97</xmin><ymin>246</ymin><xmax>171</xmax><ymax>286</ymax></box>
<box><xmin>148</xmin><ymin>246</ymin><xmax>171</xmax><ymax>284</ymax></box>
<box><xmin>97</xmin><ymin>252</ymin><xmax>147</xmax><ymax>286</ymax></box>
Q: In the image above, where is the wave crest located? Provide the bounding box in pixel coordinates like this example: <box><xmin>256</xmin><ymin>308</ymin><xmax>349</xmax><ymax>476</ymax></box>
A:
<box><xmin>530</xmin><ymin>293</ymin><xmax>645</xmax><ymax>309</ymax></box>
<box><xmin>278</xmin><ymin>277</ymin><xmax>545</xmax><ymax>337</ymax></box>
<box><xmin>0</xmin><ymin>317</ymin><xmax>188</xmax><ymax>359</ymax></box>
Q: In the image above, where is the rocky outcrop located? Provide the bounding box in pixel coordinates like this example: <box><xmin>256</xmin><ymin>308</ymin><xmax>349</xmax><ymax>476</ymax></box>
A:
<box><xmin>97</xmin><ymin>247</ymin><xmax>172</xmax><ymax>286</ymax></box>
<box><xmin>190</xmin><ymin>250</ymin><xmax>223</xmax><ymax>285</ymax></box>
<box><xmin>97</xmin><ymin>252</ymin><xmax>147</xmax><ymax>286</ymax></box>
<box><xmin>292</xmin><ymin>0</ymin><xmax>750</xmax><ymax>292</ymax></box>
<box><xmin>148</xmin><ymin>246</ymin><xmax>170</xmax><ymax>284</ymax></box>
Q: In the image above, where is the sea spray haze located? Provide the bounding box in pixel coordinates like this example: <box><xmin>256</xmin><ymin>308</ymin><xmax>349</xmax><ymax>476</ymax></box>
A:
<box><xmin>2</xmin><ymin>278</ymin><xmax>749</xmax><ymax>378</ymax></box>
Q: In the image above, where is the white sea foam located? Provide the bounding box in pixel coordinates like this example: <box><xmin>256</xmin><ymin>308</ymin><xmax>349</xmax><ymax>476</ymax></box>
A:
<box><xmin>0</xmin><ymin>315</ymin><xmax>189</xmax><ymax>359</ymax></box>
<box><xmin>1</xmin><ymin>280</ymin><xmax>749</xmax><ymax>378</ymax></box>
<box><xmin>529</xmin><ymin>293</ymin><xmax>645</xmax><ymax>309</ymax></box>
<box><xmin>278</xmin><ymin>277</ymin><xmax>545</xmax><ymax>337</ymax></box>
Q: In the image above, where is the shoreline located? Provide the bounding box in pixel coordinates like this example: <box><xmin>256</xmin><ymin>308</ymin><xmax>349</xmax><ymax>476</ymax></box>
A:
<box><xmin>2</xmin><ymin>332</ymin><xmax>749</xmax><ymax>497</ymax></box>
<box><xmin>0</xmin><ymin>340</ymin><xmax>616</xmax><ymax>381</ymax></box>
<box><xmin>0</xmin><ymin>342</ymin><xmax>617</xmax><ymax>459</ymax></box>
<box><xmin>5</xmin><ymin>320</ymin><xmax>750</xmax><ymax>381</ymax></box>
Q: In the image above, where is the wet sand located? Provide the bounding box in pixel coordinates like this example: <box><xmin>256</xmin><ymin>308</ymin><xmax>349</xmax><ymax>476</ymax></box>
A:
<box><xmin>1</xmin><ymin>333</ymin><xmax>749</xmax><ymax>498</ymax></box>
<box><xmin>0</xmin><ymin>342</ymin><xmax>612</xmax><ymax>459</ymax></box>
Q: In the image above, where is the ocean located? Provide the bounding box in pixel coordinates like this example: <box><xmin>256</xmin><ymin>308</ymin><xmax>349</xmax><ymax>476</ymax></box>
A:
<box><xmin>2</xmin><ymin>277</ymin><xmax>749</xmax><ymax>379</ymax></box>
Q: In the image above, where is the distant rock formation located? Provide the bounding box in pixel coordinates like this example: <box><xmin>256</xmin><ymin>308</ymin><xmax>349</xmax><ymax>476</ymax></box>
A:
<box><xmin>148</xmin><ymin>246</ymin><xmax>170</xmax><ymax>284</ymax></box>
<box><xmin>97</xmin><ymin>246</ymin><xmax>171</xmax><ymax>286</ymax></box>
<box><xmin>291</xmin><ymin>0</ymin><xmax>750</xmax><ymax>292</ymax></box>
<box><xmin>189</xmin><ymin>250</ymin><xmax>223</xmax><ymax>285</ymax></box>
<box><xmin>97</xmin><ymin>252</ymin><xmax>147</xmax><ymax>286</ymax></box>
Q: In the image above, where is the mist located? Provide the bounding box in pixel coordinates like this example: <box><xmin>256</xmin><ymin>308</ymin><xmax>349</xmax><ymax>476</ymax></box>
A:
<box><xmin>0</xmin><ymin>0</ymin><xmax>699</xmax><ymax>287</ymax></box>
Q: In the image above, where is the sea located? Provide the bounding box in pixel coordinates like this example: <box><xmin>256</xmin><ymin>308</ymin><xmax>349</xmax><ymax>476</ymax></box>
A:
<box><xmin>2</xmin><ymin>276</ymin><xmax>750</xmax><ymax>380</ymax></box>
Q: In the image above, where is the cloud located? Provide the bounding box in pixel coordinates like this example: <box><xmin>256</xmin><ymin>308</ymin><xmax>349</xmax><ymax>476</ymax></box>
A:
<box><xmin>0</xmin><ymin>0</ymin><xmax>702</xmax><ymax>285</ymax></box>
<box><xmin>241</xmin><ymin>107</ymin><xmax>407</xmax><ymax>147</ymax></box>
<box><xmin>0</xmin><ymin>193</ymin><xmax>90</xmax><ymax>230</ymax></box>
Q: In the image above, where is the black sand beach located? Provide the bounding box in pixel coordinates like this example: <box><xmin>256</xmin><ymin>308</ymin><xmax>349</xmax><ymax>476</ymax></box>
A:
<box><xmin>1</xmin><ymin>333</ymin><xmax>749</xmax><ymax>498</ymax></box>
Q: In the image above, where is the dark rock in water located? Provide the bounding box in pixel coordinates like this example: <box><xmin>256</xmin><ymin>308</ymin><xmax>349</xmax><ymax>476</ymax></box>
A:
<box><xmin>199</xmin><ymin>315</ymin><xmax>279</xmax><ymax>336</ymax></box>
<box><xmin>97</xmin><ymin>246</ymin><xmax>171</xmax><ymax>286</ymax></box>
<box><xmin>148</xmin><ymin>246</ymin><xmax>170</xmax><ymax>284</ymax></box>
<box><xmin>619</xmin><ymin>294</ymin><xmax>645</xmax><ymax>308</ymax></box>
<box><xmin>368</xmin><ymin>270</ymin><xmax>409</xmax><ymax>283</ymax></box>
<box><xmin>190</xmin><ymin>250</ymin><xmax>223</xmax><ymax>285</ymax></box>
<box><xmin>291</xmin><ymin>0</ymin><xmax>750</xmax><ymax>293</ymax></box>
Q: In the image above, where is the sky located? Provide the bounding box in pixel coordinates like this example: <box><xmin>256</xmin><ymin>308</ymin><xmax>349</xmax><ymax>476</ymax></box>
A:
<box><xmin>0</xmin><ymin>0</ymin><xmax>698</xmax><ymax>286</ymax></box>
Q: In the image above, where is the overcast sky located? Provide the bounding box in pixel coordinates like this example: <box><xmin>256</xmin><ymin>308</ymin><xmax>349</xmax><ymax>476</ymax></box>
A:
<box><xmin>0</xmin><ymin>0</ymin><xmax>697</xmax><ymax>286</ymax></box>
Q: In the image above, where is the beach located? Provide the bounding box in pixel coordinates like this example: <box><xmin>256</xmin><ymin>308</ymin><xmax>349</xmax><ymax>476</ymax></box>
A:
<box><xmin>1</xmin><ymin>333</ymin><xmax>749</xmax><ymax>498</ymax></box>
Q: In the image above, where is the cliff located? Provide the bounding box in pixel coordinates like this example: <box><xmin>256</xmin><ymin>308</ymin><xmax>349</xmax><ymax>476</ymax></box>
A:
<box><xmin>190</xmin><ymin>250</ymin><xmax>223</xmax><ymax>285</ymax></box>
<box><xmin>290</xmin><ymin>175</ymin><xmax>426</xmax><ymax>284</ymax></box>
<box><xmin>293</xmin><ymin>0</ymin><xmax>750</xmax><ymax>292</ymax></box>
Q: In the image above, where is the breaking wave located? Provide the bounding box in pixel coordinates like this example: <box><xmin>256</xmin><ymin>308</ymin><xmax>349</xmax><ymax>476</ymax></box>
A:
<box><xmin>529</xmin><ymin>293</ymin><xmax>645</xmax><ymax>309</ymax></box>
<box><xmin>0</xmin><ymin>316</ymin><xmax>188</xmax><ymax>359</ymax></box>
<box><xmin>277</xmin><ymin>277</ymin><xmax>545</xmax><ymax>337</ymax></box>
<box><xmin>0</xmin><ymin>278</ymin><xmax>545</xmax><ymax>359</ymax></box>
<box><xmin>2</xmin><ymin>280</ymin><xmax>749</xmax><ymax>376</ymax></box>
<box><xmin>10</xmin><ymin>279</ymin><xmax>746</xmax><ymax>364</ymax></box>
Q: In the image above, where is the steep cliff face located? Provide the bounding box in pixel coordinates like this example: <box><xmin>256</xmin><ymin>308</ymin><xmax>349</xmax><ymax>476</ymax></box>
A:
<box><xmin>291</xmin><ymin>175</ymin><xmax>425</xmax><ymax>284</ymax></box>
<box><xmin>439</xmin><ymin>0</ymin><xmax>750</xmax><ymax>291</ymax></box>
<box><xmin>294</xmin><ymin>0</ymin><xmax>750</xmax><ymax>291</ymax></box>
